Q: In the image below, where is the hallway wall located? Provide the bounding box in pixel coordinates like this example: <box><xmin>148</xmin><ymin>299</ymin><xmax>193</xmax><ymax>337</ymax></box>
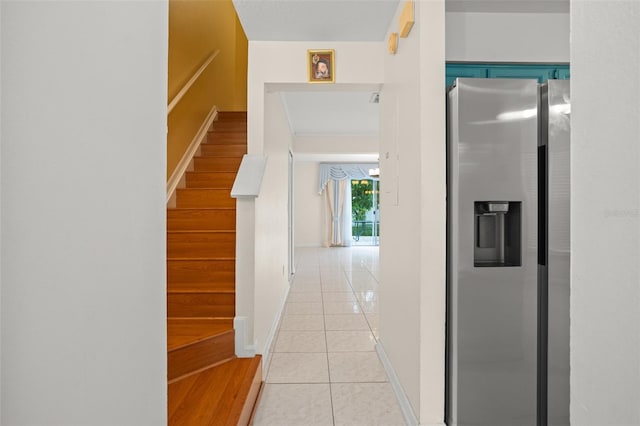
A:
<box><xmin>294</xmin><ymin>161</ymin><xmax>324</xmax><ymax>248</ymax></box>
<box><xmin>446</xmin><ymin>12</ymin><xmax>569</xmax><ymax>63</ymax></box>
<box><xmin>571</xmin><ymin>1</ymin><xmax>640</xmax><ymax>423</ymax></box>
<box><xmin>0</xmin><ymin>2</ymin><xmax>168</xmax><ymax>424</ymax></box>
<box><xmin>253</xmin><ymin>92</ymin><xmax>293</xmax><ymax>354</ymax></box>
<box><xmin>379</xmin><ymin>1</ymin><xmax>446</xmax><ymax>423</ymax></box>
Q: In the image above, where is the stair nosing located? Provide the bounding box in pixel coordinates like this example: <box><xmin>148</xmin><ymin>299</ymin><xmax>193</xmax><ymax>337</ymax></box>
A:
<box><xmin>167</xmin><ymin>288</ymin><xmax>235</xmax><ymax>294</ymax></box>
<box><xmin>167</xmin><ymin>256</ymin><xmax>236</xmax><ymax>261</ymax></box>
<box><xmin>167</xmin><ymin>356</ymin><xmax>238</xmax><ymax>384</ymax></box>
<box><xmin>168</xmin><ymin>328</ymin><xmax>234</xmax><ymax>353</ymax></box>
<box><xmin>169</xmin><ymin>207</ymin><xmax>236</xmax><ymax>211</ymax></box>
<box><xmin>167</xmin><ymin>230</ymin><xmax>236</xmax><ymax>234</ymax></box>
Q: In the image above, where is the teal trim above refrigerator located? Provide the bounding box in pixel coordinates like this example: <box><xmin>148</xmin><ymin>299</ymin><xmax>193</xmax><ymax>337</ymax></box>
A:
<box><xmin>446</xmin><ymin>63</ymin><xmax>570</xmax><ymax>87</ymax></box>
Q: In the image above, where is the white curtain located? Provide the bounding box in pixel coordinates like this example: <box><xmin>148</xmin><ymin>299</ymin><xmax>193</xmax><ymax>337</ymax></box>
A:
<box><xmin>323</xmin><ymin>179</ymin><xmax>348</xmax><ymax>246</ymax></box>
<box><xmin>318</xmin><ymin>163</ymin><xmax>378</xmax><ymax>194</ymax></box>
<box><xmin>320</xmin><ymin>163</ymin><xmax>376</xmax><ymax>247</ymax></box>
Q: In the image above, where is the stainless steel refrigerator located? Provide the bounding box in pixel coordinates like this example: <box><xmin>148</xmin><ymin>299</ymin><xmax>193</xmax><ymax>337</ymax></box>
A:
<box><xmin>539</xmin><ymin>79</ymin><xmax>571</xmax><ymax>426</ymax></box>
<box><xmin>446</xmin><ymin>78</ymin><xmax>570</xmax><ymax>426</ymax></box>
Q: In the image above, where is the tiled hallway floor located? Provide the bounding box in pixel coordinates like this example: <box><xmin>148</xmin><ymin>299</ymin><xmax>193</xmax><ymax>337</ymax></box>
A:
<box><xmin>252</xmin><ymin>247</ymin><xmax>406</xmax><ymax>426</ymax></box>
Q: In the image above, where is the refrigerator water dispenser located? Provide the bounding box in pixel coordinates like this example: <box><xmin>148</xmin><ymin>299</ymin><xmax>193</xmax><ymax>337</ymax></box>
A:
<box><xmin>474</xmin><ymin>201</ymin><xmax>521</xmax><ymax>267</ymax></box>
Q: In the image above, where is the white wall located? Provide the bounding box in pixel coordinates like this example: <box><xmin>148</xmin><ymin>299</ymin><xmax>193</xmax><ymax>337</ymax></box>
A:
<box><xmin>379</xmin><ymin>1</ymin><xmax>446</xmax><ymax>423</ymax></box>
<box><xmin>0</xmin><ymin>2</ymin><xmax>167</xmax><ymax>425</ymax></box>
<box><xmin>294</xmin><ymin>161</ymin><xmax>324</xmax><ymax>247</ymax></box>
<box><xmin>294</xmin><ymin>134</ymin><xmax>378</xmax><ymax>156</ymax></box>
<box><xmin>571</xmin><ymin>1</ymin><xmax>640</xmax><ymax>424</ymax></box>
<box><xmin>254</xmin><ymin>92</ymin><xmax>293</xmax><ymax>354</ymax></box>
<box><xmin>247</xmin><ymin>41</ymin><xmax>384</xmax><ymax>156</ymax></box>
<box><xmin>446</xmin><ymin>12</ymin><xmax>569</xmax><ymax>62</ymax></box>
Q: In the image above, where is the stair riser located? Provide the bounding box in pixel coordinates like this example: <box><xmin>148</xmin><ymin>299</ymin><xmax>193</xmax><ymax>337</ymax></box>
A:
<box><xmin>176</xmin><ymin>189</ymin><xmax>235</xmax><ymax>208</ymax></box>
<box><xmin>168</xmin><ymin>259</ymin><xmax>235</xmax><ymax>286</ymax></box>
<box><xmin>216</xmin><ymin>112</ymin><xmax>247</xmax><ymax>121</ymax></box>
<box><xmin>185</xmin><ymin>172</ymin><xmax>236</xmax><ymax>189</ymax></box>
<box><xmin>167</xmin><ymin>209</ymin><xmax>236</xmax><ymax>231</ymax></box>
<box><xmin>210</xmin><ymin>123</ymin><xmax>247</xmax><ymax>131</ymax></box>
<box><xmin>193</xmin><ymin>157</ymin><xmax>242</xmax><ymax>172</ymax></box>
<box><xmin>168</xmin><ymin>330</ymin><xmax>235</xmax><ymax>381</ymax></box>
<box><xmin>168</xmin><ymin>293</ymin><xmax>235</xmax><ymax>318</ymax></box>
<box><xmin>200</xmin><ymin>145</ymin><xmax>247</xmax><ymax>157</ymax></box>
<box><xmin>206</xmin><ymin>134</ymin><xmax>247</xmax><ymax>144</ymax></box>
<box><xmin>168</xmin><ymin>232</ymin><xmax>235</xmax><ymax>258</ymax></box>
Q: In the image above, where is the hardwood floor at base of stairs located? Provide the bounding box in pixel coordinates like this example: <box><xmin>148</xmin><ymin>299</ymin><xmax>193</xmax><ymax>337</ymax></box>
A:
<box><xmin>168</xmin><ymin>356</ymin><xmax>262</xmax><ymax>426</ymax></box>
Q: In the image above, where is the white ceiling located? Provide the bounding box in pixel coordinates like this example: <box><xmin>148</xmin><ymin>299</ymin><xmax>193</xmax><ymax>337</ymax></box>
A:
<box><xmin>282</xmin><ymin>91</ymin><xmax>379</xmax><ymax>135</ymax></box>
<box><xmin>234</xmin><ymin>0</ymin><xmax>569</xmax><ymax>42</ymax></box>
<box><xmin>233</xmin><ymin>0</ymin><xmax>400</xmax><ymax>42</ymax></box>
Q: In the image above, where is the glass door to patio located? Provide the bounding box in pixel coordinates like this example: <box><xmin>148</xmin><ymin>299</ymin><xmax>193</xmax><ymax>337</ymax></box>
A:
<box><xmin>351</xmin><ymin>179</ymin><xmax>379</xmax><ymax>246</ymax></box>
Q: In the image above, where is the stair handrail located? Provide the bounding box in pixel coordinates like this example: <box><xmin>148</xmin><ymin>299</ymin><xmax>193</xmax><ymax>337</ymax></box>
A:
<box><xmin>167</xmin><ymin>49</ymin><xmax>220</xmax><ymax>115</ymax></box>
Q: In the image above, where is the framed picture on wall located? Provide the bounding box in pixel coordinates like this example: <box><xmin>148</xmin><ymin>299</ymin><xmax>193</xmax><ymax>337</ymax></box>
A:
<box><xmin>308</xmin><ymin>49</ymin><xmax>335</xmax><ymax>83</ymax></box>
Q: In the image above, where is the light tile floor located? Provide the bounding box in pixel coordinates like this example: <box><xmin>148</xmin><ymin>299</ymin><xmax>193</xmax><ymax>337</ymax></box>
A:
<box><xmin>252</xmin><ymin>247</ymin><xmax>406</xmax><ymax>426</ymax></box>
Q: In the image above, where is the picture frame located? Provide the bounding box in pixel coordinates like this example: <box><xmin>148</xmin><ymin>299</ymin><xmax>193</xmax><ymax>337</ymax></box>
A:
<box><xmin>307</xmin><ymin>49</ymin><xmax>335</xmax><ymax>84</ymax></box>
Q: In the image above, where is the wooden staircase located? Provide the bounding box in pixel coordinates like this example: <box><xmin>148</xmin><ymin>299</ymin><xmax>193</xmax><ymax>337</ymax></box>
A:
<box><xmin>167</xmin><ymin>111</ymin><xmax>262</xmax><ymax>425</ymax></box>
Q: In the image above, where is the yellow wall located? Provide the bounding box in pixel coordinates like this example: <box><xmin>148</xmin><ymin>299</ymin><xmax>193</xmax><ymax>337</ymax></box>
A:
<box><xmin>167</xmin><ymin>0</ymin><xmax>248</xmax><ymax>179</ymax></box>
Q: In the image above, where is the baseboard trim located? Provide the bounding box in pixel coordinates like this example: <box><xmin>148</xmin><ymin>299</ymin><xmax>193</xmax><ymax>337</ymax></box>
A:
<box><xmin>376</xmin><ymin>341</ymin><xmax>420</xmax><ymax>426</ymax></box>
<box><xmin>234</xmin><ymin>316</ymin><xmax>256</xmax><ymax>358</ymax></box>
<box><xmin>166</xmin><ymin>105</ymin><xmax>218</xmax><ymax>202</ymax></box>
<box><xmin>260</xmin><ymin>284</ymin><xmax>290</xmax><ymax>375</ymax></box>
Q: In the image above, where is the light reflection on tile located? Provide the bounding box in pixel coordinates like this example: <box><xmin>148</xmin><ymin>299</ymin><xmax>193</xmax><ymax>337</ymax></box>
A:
<box><xmin>359</xmin><ymin>300</ymin><xmax>379</xmax><ymax>314</ymax></box>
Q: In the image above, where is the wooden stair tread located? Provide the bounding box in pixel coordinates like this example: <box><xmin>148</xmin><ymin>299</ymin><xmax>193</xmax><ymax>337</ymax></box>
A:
<box><xmin>193</xmin><ymin>157</ymin><xmax>242</xmax><ymax>173</ymax></box>
<box><xmin>168</xmin><ymin>356</ymin><xmax>262</xmax><ymax>426</ymax></box>
<box><xmin>168</xmin><ymin>318</ymin><xmax>234</xmax><ymax>351</ymax></box>
<box><xmin>168</xmin><ymin>281</ymin><xmax>234</xmax><ymax>292</ymax></box>
<box><xmin>168</xmin><ymin>231</ymin><xmax>236</xmax><ymax>258</ymax></box>
<box><xmin>168</xmin><ymin>209</ymin><xmax>236</xmax><ymax>231</ymax></box>
<box><xmin>175</xmin><ymin>188</ymin><xmax>235</xmax><ymax>209</ymax></box>
<box><xmin>167</xmin><ymin>230</ymin><xmax>235</xmax><ymax>235</ymax></box>
<box><xmin>185</xmin><ymin>171</ymin><xmax>237</xmax><ymax>189</ymax></box>
<box><xmin>168</xmin><ymin>293</ymin><xmax>235</xmax><ymax>318</ymax></box>
<box><xmin>168</xmin><ymin>285</ymin><xmax>235</xmax><ymax>294</ymax></box>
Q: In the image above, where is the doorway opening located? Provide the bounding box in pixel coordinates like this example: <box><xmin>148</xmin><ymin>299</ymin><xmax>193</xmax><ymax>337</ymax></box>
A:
<box><xmin>351</xmin><ymin>179</ymin><xmax>380</xmax><ymax>246</ymax></box>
